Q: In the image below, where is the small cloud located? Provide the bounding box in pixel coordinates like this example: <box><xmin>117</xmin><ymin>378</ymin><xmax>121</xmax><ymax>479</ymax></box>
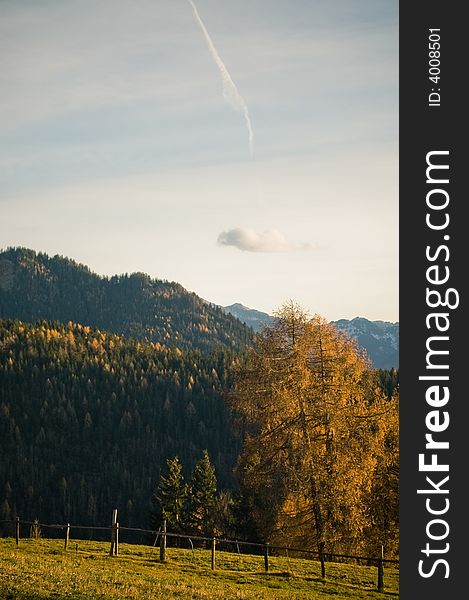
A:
<box><xmin>217</xmin><ymin>227</ymin><xmax>313</xmax><ymax>253</ymax></box>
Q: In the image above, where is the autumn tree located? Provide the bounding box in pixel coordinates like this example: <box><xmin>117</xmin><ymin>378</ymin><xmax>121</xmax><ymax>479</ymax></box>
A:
<box><xmin>231</xmin><ymin>301</ymin><xmax>393</xmax><ymax>555</ymax></box>
<box><xmin>363</xmin><ymin>390</ymin><xmax>399</xmax><ymax>557</ymax></box>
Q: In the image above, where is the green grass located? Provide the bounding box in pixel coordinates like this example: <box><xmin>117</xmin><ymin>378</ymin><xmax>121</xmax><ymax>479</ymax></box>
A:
<box><xmin>0</xmin><ymin>538</ymin><xmax>398</xmax><ymax>599</ymax></box>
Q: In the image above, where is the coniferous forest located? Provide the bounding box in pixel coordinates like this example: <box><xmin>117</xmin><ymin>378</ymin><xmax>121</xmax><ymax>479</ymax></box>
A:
<box><xmin>0</xmin><ymin>248</ymin><xmax>399</xmax><ymax>557</ymax></box>
<box><xmin>0</xmin><ymin>319</ymin><xmax>239</xmax><ymax>528</ymax></box>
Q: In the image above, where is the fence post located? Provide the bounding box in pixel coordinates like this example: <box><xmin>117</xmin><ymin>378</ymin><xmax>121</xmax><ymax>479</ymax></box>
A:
<box><xmin>377</xmin><ymin>545</ymin><xmax>384</xmax><ymax>591</ymax></box>
<box><xmin>15</xmin><ymin>517</ymin><xmax>20</xmax><ymax>546</ymax></box>
<box><xmin>264</xmin><ymin>542</ymin><xmax>269</xmax><ymax>572</ymax></box>
<box><xmin>319</xmin><ymin>541</ymin><xmax>326</xmax><ymax>579</ymax></box>
<box><xmin>64</xmin><ymin>523</ymin><xmax>70</xmax><ymax>550</ymax></box>
<box><xmin>110</xmin><ymin>509</ymin><xmax>118</xmax><ymax>556</ymax></box>
<box><xmin>115</xmin><ymin>521</ymin><xmax>119</xmax><ymax>556</ymax></box>
<box><xmin>211</xmin><ymin>537</ymin><xmax>216</xmax><ymax>570</ymax></box>
<box><xmin>159</xmin><ymin>519</ymin><xmax>166</xmax><ymax>562</ymax></box>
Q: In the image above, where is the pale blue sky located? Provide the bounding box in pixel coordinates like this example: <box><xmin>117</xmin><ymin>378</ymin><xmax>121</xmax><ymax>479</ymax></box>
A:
<box><xmin>0</xmin><ymin>0</ymin><xmax>398</xmax><ymax>321</ymax></box>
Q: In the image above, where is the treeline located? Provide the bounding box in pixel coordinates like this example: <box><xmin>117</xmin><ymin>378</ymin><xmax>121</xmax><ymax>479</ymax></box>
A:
<box><xmin>0</xmin><ymin>320</ymin><xmax>240</xmax><ymax>530</ymax></box>
<box><xmin>0</xmin><ymin>313</ymin><xmax>399</xmax><ymax>557</ymax></box>
<box><xmin>0</xmin><ymin>247</ymin><xmax>253</xmax><ymax>354</ymax></box>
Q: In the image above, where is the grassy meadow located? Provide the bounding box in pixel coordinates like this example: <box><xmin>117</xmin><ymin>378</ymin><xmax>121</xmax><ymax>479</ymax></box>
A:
<box><xmin>0</xmin><ymin>538</ymin><xmax>398</xmax><ymax>600</ymax></box>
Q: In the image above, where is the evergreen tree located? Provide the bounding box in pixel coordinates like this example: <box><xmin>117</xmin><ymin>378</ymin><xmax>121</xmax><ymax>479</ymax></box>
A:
<box><xmin>151</xmin><ymin>457</ymin><xmax>187</xmax><ymax>532</ymax></box>
<box><xmin>187</xmin><ymin>450</ymin><xmax>217</xmax><ymax>537</ymax></box>
<box><xmin>212</xmin><ymin>490</ymin><xmax>238</xmax><ymax>539</ymax></box>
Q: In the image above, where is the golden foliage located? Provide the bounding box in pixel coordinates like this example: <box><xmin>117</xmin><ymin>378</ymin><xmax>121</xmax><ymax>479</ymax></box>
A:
<box><xmin>231</xmin><ymin>302</ymin><xmax>398</xmax><ymax>555</ymax></box>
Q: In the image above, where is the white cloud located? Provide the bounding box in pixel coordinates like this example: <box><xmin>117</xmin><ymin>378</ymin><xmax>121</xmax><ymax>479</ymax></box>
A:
<box><xmin>217</xmin><ymin>227</ymin><xmax>312</xmax><ymax>253</ymax></box>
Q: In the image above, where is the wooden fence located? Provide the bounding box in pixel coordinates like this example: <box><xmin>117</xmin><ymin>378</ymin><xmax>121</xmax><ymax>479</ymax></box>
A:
<box><xmin>1</xmin><ymin>514</ymin><xmax>398</xmax><ymax>592</ymax></box>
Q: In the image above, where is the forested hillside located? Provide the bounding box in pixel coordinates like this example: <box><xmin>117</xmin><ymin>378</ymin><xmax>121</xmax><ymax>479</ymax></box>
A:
<box><xmin>0</xmin><ymin>251</ymin><xmax>399</xmax><ymax>555</ymax></box>
<box><xmin>0</xmin><ymin>320</ymin><xmax>240</xmax><ymax>530</ymax></box>
<box><xmin>0</xmin><ymin>248</ymin><xmax>253</xmax><ymax>354</ymax></box>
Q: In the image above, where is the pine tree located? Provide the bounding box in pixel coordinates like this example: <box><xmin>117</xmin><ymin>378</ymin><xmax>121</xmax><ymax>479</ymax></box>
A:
<box><xmin>151</xmin><ymin>457</ymin><xmax>187</xmax><ymax>532</ymax></box>
<box><xmin>187</xmin><ymin>450</ymin><xmax>217</xmax><ymax>537</ymax></box>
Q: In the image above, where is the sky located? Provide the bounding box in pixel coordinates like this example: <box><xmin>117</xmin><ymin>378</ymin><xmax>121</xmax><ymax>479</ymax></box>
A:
<box><xmin>0</xmin><ymin>0</ymin><xmax>398</xmax><ymax>322</ymax></box>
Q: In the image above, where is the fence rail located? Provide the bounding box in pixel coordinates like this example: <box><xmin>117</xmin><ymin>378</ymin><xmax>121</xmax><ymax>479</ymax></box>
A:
<box><xmin>0</xmin><ymin>515</ymin><xmax>398</xmax><ymax>593</ymax></box>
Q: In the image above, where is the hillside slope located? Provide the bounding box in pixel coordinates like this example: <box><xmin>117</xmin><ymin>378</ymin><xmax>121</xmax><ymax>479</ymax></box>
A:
<box><xmin>0</xmin><ymin>319</ymin><xmax>239</xmax><ymax>529</ymax></box>
<box><xmin>0</xmin><ymin>248</ymin><xmax>253</xmax><ymax>354</ymax></box>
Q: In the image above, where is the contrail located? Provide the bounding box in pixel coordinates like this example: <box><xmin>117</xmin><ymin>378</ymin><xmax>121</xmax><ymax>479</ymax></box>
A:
<box><xmin>187</xmin><ymin>0</ymin><xmax>254</xmax><ymax>158</ymax></box>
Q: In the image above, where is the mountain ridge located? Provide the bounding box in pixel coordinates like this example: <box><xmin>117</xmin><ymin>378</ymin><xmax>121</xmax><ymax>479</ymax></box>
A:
<box><xmin>0</xmin><ymin>247</ymin><xmax>253</xmax><ymax>354</ymax></box>
<box><xmin>0</xmin><ymin>247</ymin><xmax>398</xmax><ymax>368</ymax></box>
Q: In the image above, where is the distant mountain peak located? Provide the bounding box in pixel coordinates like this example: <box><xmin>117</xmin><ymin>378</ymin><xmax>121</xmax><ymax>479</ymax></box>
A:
<box><xmin>223</xmin><ymin>303</ymin><xmax>274</xmax><ymax>331</ymax></box>
<box><xmin>223</xmin><ymin>302</ymin><xmax>399</xmax><ymax>370</ymax></box>
<box><xmin>331</xmin><ymin>317</ymin><xmax>399</xmax><ymax>369</ymax></box>
<box><xmin>226</xmin><ymin>302</ymin><xmax>250</xmax><ymax>310</ymax></box>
